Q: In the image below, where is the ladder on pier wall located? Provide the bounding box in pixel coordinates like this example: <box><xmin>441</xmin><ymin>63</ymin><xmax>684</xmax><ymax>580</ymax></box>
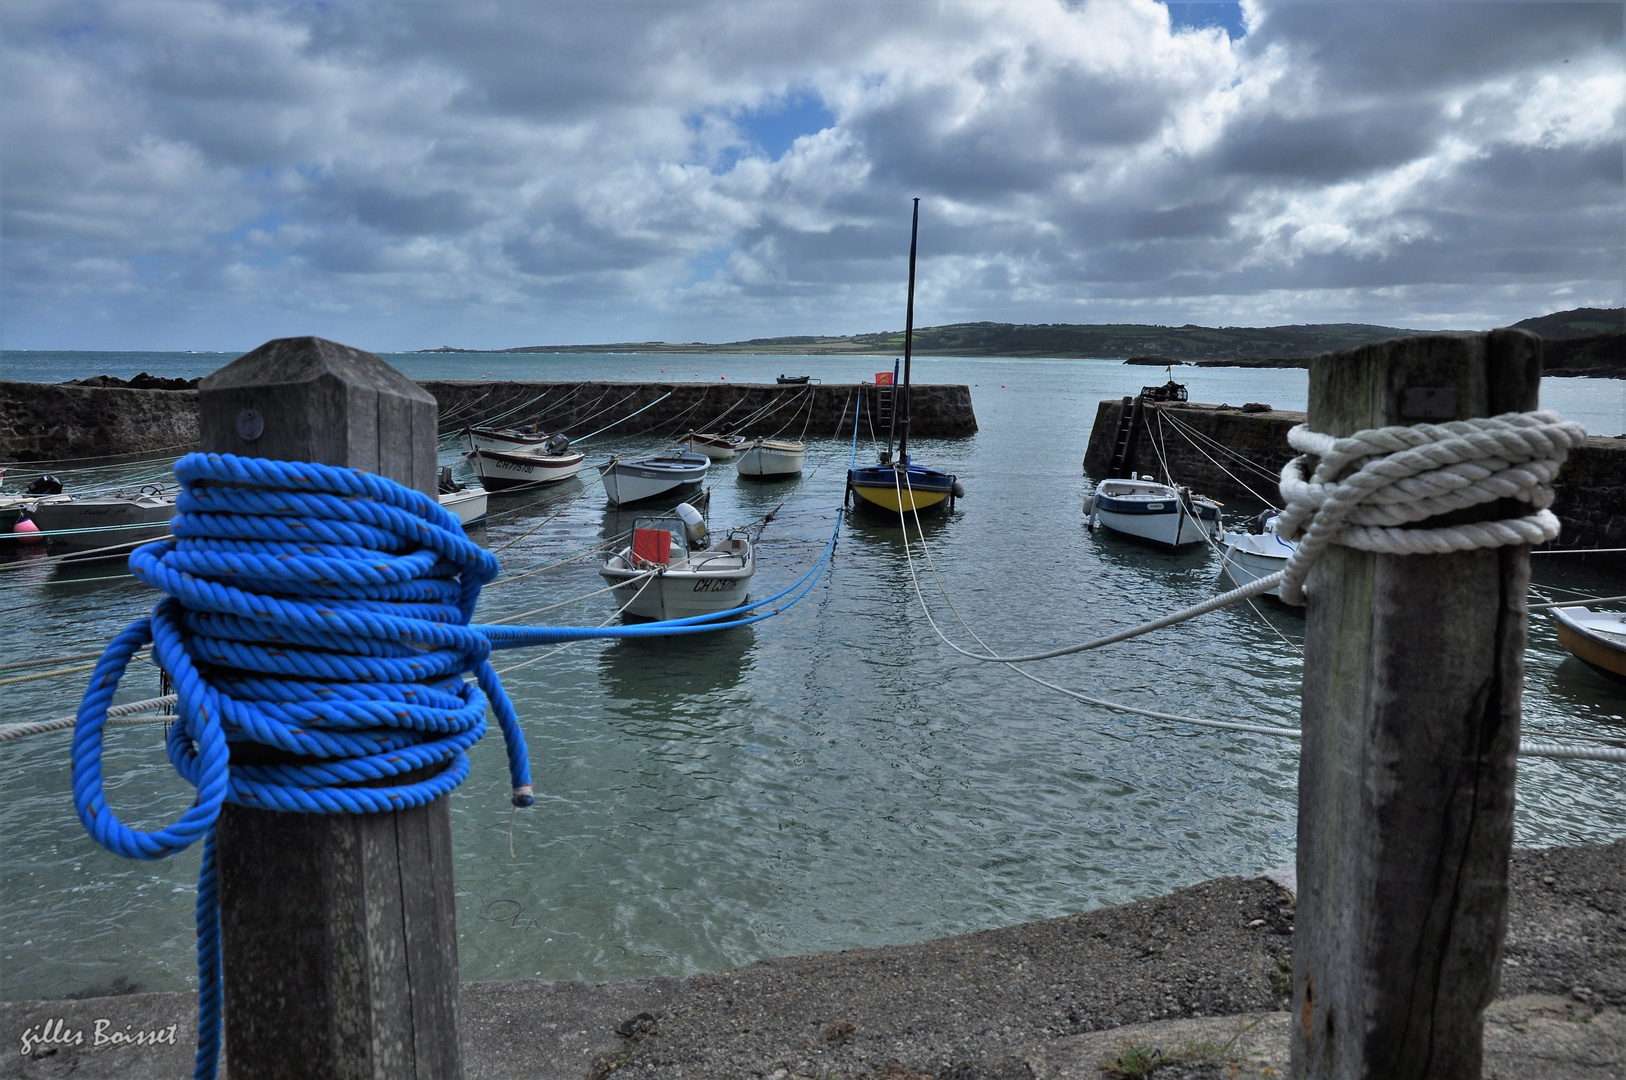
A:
<box><xmin>876</xmin><ymin>382</ymin><xmax>895</xmax><ymax>435</ymax></box>
<box><xmin>1107</xmin><ymin>396</ymin><xmax>1145</xmax><ymax>478</ymax></box>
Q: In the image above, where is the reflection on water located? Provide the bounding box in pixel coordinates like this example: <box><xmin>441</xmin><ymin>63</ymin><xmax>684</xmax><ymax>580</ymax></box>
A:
<box><xmin>1</xmin><ymin>355</ymin><xmax>1623</xmax><ymax>1001</ymax></box>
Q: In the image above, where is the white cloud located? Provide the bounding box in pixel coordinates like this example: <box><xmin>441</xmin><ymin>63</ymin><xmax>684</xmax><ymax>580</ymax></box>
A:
<box><xmin>1</xmin><ymin>0</ymin><xmax>1620</xmax><ymax>350</ymax></box>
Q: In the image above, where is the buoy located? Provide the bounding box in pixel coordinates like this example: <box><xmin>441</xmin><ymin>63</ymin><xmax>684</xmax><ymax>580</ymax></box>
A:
<box><xmin>951</xmin><ymin>480</ymin><xmax>967</xmax><ymax>498</ymax></box>
<box><xmin>14</xmin><ymin>518</ymin><xmax>42</xmax><ymax>544</ymax></box>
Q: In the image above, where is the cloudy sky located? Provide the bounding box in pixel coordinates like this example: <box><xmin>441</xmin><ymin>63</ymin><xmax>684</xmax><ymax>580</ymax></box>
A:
<box><xmin>2</xmin><ymin>0</ymin><xmax>1621</xmax><ymax>351</ymax></box>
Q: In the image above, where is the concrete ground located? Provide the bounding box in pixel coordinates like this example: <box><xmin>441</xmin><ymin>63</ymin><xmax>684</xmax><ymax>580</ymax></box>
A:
<box><xmin>4</xmin><ymin>839</ymin><xmax>1620</xmax><ymax>1080</ymax></box>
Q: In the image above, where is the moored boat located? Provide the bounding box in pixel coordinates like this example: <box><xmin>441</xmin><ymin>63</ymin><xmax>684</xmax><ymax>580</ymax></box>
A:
<box><xmin>26</xmin><ymin>491</ymin><xmax>177</xmax><ymax>553</ymax></box>
<box><xmin>467</xmin><ymin>445</ymin><xmax>586</xmax><ymax>490</ymax></box>
<box><xmin>688</xmin><ymin>432</ymin><xmax>745</xmax><ymax>460</ymax></box>
<box><xmin>1552</xmin><ymin>606</ymin><xmax>1626</xmax><ymax>682</ymax></box>
<box><xmin>777</xmin><ymin>374</ymin><xmax>813</xmax><ymax>385</ymax></box>
<box><xmin>1218</xmin><ymin>509</ymin><xmax>1299</xmax><ymax>603</ymax></box>
<box><xmin>737</xmin><ymin>438</ymin><xmax>805</xmax><ymax>479</ymax></box>
<box><xmin>599</xmin><ymin>503</ymin><xmax>754</xmax><ymax>620</ymax></box>
<box><xmin>1086</xmin><ymin>475</ymin><xmax>1220</xmax><ymax>549</ymax></box>
<box><xmin>437</xmin><ymin>466</ymin><xmax>488</xmax><ymax>526</ymax></box>
<box><xmin>846</xmin><ymin>199</ymin><xmax>963</xmax><ymax>517</ymax></box>
<box><xmin>600</xmin><ymin>451</ymin><xmax>709</xmax><ymax>506</ymax></box>
<box><xmin>467</xmin><ymin>426</ymin><xmax>569</xmax><ymax>454</ymax></box>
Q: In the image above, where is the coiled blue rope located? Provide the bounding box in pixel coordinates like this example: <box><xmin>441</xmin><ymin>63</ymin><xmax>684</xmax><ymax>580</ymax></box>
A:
<box><xmin>72</xmin><ymin>454</ymin><xmax>534</xmax><ymax>1080</ymax></box>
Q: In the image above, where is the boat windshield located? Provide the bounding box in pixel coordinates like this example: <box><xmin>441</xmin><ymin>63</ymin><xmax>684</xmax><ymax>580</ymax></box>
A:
<box><xmin>630</xmin><ymin>515</ymin><xmax>692</xmax><ymax>562</ymax></box>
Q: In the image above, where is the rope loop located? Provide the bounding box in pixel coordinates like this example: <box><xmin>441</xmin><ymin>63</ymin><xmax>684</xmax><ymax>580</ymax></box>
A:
<box><xmin>72</xmin><ymin>452</ymin><xmax>535</xmax><ymax>1080</ymax></box>
<box><xmin>1276</xmin><ymin>410</ymin><xmax>1588</xmax><ymax>604</ymax></box>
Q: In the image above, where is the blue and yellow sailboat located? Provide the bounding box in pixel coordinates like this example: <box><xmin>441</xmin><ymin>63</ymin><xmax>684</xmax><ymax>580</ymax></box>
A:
<box><xmin>846</xmin><ymin>200</ymin><xmax>964</xmax><ymax>517</ymax></box>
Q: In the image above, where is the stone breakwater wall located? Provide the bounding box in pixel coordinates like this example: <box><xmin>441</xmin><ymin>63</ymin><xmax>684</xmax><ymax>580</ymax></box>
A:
<box><xmin>1083</xmin><ymin>399</ymin><xmax>1626</xmax><ymax>550</ymax></box>
<box><xmin>0</xmin><ymin>380</ymin><xmax>977</xmax><ymax>464</ymax></box>
<box><xmin>0</xmin><ymin>381</ymin><xmax>201</xmax><ymax>464</ymax></box>
<box><xmin>422</xmin><ymin>380</ymin><xmax>977</xmax><ymax>440</ymax></box>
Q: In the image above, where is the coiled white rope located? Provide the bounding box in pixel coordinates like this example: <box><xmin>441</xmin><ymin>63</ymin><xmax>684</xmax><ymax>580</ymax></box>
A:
<box><xmin>1275</xmin><ymin>410</ymin><xmax>1589</xmax><ymax>604</ymax></box>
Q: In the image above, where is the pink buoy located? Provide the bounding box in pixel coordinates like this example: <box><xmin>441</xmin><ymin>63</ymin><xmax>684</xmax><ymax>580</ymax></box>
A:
<box><xmin>13</xmin><ymin>518</ymin><xmax>42</xmax><ymax>544</ymax></box>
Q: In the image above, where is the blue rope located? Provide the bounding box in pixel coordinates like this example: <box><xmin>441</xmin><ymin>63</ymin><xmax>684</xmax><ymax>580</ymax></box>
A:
<box><xmin>71</xmin><ymin>406</ymin><xmax>860</xmax><ymax>1077</ymax></box>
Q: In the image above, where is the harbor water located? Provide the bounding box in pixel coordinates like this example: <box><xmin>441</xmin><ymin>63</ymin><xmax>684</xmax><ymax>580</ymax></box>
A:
<box><xmin>1</xmin><ymin>351</ymin><xmax>1622</xmax><ymax>1002</ymax></box>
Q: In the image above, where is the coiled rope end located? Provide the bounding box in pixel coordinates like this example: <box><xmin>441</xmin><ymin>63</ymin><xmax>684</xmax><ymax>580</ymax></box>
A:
<box><xmin>511</xmin><ymin>784</ymin><xmax>534</xmax><ymax>808</ymax></box>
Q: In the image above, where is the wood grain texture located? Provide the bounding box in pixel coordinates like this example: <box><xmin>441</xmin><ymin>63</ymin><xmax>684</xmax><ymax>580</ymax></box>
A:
<box><xmin>201</xmin><ymin>338</ymin><xmax>462</xmax><ymax>1080</ymax></box>
<box><xmin>1291</xmin><ymin>332</ymin><xmax>1539</xmax><ymax>1079</ymax></box>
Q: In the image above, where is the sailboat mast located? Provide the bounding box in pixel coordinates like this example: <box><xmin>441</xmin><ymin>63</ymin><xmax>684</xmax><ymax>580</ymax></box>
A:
<box><xmin>897</xmin><ymin>198</ymin><xmax>919</xmax><ymax>463</ymax></box>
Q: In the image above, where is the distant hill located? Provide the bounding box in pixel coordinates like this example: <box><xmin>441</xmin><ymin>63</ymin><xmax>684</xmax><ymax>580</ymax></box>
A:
<box><xmin>422</xmin><ymin>306</ymin><xmax>1624</xmax><ymax>368</ymax></box>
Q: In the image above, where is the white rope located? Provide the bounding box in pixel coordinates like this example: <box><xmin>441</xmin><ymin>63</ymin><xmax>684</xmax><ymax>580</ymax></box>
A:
<box><xmin>1276</xmin><ymin>410</ymin><xmax>1588</xmax><ymax>604</ymax></box>
<box><xmin>0</xmin><ymin>694</ymin><xmax>178</xmax><ymax>742</ymax></box>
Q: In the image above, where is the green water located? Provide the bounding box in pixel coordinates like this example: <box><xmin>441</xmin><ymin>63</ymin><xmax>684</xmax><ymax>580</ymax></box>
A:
<box><xmin>1</xmin><ymin>355</ymin><xmax>1622</xmax><ymax>1001</ymax></box>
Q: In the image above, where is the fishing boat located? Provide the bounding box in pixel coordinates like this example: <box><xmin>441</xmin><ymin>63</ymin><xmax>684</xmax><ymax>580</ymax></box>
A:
<box><xmin>467</xmin><ymin>425</ymin><xmax>567</xmax><ymax>453</ymax></box>
<box><xmin>777</xmin><ymin>374</ymin><xmax>814</xmax><ymax>385</ymax></box>
<box><xmin>436</xmin><ymin>466</ymin><xmax>487</xmax><ymax>526</ymax></box>
<box><xmin>1218</xmin><ymin>509</ymin><xmax>1299</xmax><ymax>603</ymax></box>
<box><xmin>600</xmin><ymin>451</ymin><xmax>709</xmax><ymax>506</ymax></box>
<box><xmin>26</xmin><ymin>490</ymin><xmax>177</xmax><ymax>553</ymax></box>
<box><xmin>687</xmin><ymin>432</ymin><xmax>745</xmax><ymax>460</ymax></box>
<box><xmin>847</xmin><ymin>199</ymin><xmax>964</xmax><ymax>517</ymax></box>
<box><xmin>599</xmin><ymin>503</ymin><xmax>754</xmax><ymax>620</ymax></box>
<box><xmin>1085</xmin><ymin>474</ymin><xmax>1220</xmax><ymax>549</ymax></box>
<box><xmin>737</xmin><ymin>438</ymin><xmax>805</xmax><ymax>479</ymax></box>
<box><xmin>1552</xmin><ymin>606</ymin><xmax>1626</xmax><ymax>682</ymax></box>
<box><xmin>466</xmin><ymin>444</ymin><xmax>586</xmax><ymax>490</ymax></box>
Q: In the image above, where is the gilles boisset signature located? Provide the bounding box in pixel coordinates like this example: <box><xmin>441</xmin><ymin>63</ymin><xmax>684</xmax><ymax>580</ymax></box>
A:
<box><xmin>19</xmin><ymin>1017</ymin><xmax>180</xmax><ymax>1056</ymax></box>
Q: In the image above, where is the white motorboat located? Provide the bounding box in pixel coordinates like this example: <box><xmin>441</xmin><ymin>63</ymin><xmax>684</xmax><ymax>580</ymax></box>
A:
<box><xmin>436</xmin><ymin>466</ymin><xmax>487</xmax><ymax>527</ymax></box>
<box><xmin>1219</xmin><ymin>510</ymin><xmax>1299</xmax><ymax>604</ymax></box>
<box><xmin>737</xmin><ymin>438</ymin><xmax>805</xmax><ymax>479</ymax></box>
<box><xmin>1085</xmin><ymin>474</ymin><xmax>1220</xmax><ymax>549</ymax></box>
<box><xmin>27</xmin><ymin>490</ymin><xmax>177</xmax><ymax>553</ymax></box>
<box><xmin>467</xmin><ymin>426</ymin><xmax>568</xmax><ymax>453</ymax></box>
<box><xmin>1552</xmin><ymin>606</ymin><xmax>1626</xmax><ymax>683</ymax></box>
<box><xmin>467</xmin><ymin>445</ymin><xmax>586</xmax><ymax>490</ymax></box>
<box><xmin>599</xmin><ymin>503</ymin><xmax>754</xmax><ymax>621</ymax></box>
<box><xmin>600</xmin><ymin>451</ymin><xmax>709</xmax><ymax>506</ymax></box>
<box><xmin>687</xmin><ymin>432</ymin><xmax>745</xmax><ymax>461</ymax></box>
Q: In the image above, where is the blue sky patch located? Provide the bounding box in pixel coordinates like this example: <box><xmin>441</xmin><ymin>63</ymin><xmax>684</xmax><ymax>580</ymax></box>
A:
<box><xmin>1166</xmin><ymin>1</ymin><xmax>1246</xmax><ymax>39</ymax></box>
<box><xmin>736</xmin><ymin>93</ymin><xmax>835</xmax><ymax>160</ymax></box>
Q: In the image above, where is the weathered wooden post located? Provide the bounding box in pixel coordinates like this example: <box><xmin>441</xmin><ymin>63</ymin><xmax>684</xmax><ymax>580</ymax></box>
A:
<box><xmin>198</xmin><ymin>337</ymin><xmax>460</xmax><ymax>1079</ymax></box>
<box><xmin>1292</xmin><ymin>330</ymin><xmax>1540</xmax><ymax>1078</ymax></box>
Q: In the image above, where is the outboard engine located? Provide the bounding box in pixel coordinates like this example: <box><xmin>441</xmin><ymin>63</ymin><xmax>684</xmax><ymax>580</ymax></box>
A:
<box><xmin>673</xmin><ymin>502</ymin><xmax>708</xmax><ymax>548</ymax></box>
<box><xmin>544</xmin><ymin>433</ymin><xmax>570</xmax><ymax>456</ymax></box>
<box><xmin>25</xmin><ymin>475</ymin><xmax>62</xmax><ymax>496</ymax></box>
<box><xmin>1251</xmin><ymin>508</ymin><xmax>1278</xmax><ymax>535</ymax></box>
<box><xmin>438</xmin><ymin>465</ymin><xmax>457</xmax><ymax>494</ymax></box>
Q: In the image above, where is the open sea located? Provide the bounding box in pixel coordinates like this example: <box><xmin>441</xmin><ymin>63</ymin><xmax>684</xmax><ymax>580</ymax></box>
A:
<box><xmin>2</xmin><ymin>350</ymin><xmax>1623</xmax><ymax>1002</ymax></box>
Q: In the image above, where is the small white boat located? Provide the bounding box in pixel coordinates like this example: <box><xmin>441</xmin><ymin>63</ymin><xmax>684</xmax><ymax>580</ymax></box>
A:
<box><xmin>437</xmin><ymin>467</ymin><xmax>487</xmax><ymax>527</ymax></box>
<box><xmin>600</xmin><ymin>451</ymin><xmax>709</xmax><ymax>506</ymax></box>
<box><xmin>467</xmin><ymin>446</ymin><xmax>586</xmax><ymax>490</ymax></box>
<box><xmin>467</xmin><ymin>426</ymin><xmax>567</xmax><ymax>454</ymax></box>
<box><xmin>27</xmin><ymin>491</ymin><xmax>177</xmax><ymax>552</ymax></box>
<box><xmin>737</xmin><ymin>439</ymin><xmax>805</xmax><ymax>479</ymax></box>
<box><xmin>688</xmin><ymin>432</ymin><xmax>745</xmax><ymax>461</ymax></box>
<box><xmin>1086</xmin><ymin>475</ymin><xmax>1220</xmax><ymax>549</ymax></box>
<box><xmin>599</xmin><ymin>503</ymin><xmax>754</xmax><ymax>621</ymax></box>
<box><xmin>1219</xmin><ymin>510</ymin><xmax>1299</xmax><ymax>603</ymax></box>
<box><xmin>1552</xmin><ymin>606</ymin><xmax>1626</xmax><ymax>683</ymax></box>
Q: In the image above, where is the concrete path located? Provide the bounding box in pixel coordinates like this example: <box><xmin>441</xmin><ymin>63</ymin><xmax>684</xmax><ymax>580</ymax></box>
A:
<box><xmin>4</xmin><ymin>840</ymin><xmax>1619</xmax><ymax>1079</ymax></box>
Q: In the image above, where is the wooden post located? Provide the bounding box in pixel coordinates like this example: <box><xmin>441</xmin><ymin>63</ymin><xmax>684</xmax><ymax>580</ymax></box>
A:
<box><xmin>1292</xmin><ymin>330</ymin><xmax>1541</xmax><ymax>1079</ymax></box>
<box><xmin>198</xmin><ymin>337</ymin><xmax>461</xmax><ymax>1080</ymax></box>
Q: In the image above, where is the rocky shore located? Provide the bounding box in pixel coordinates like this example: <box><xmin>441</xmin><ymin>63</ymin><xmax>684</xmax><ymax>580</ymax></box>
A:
<box><xmin>4</xmin><ymin>839</ymin><xmax>1620</xmax><ymax>1080</ymax></box>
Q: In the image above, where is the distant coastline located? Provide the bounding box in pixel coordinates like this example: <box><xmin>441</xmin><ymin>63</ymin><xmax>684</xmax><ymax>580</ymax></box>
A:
<box><xmin>417</xmin><ymin>307</ymin><xmax>1624</xmax><ymax>378</ymax></box>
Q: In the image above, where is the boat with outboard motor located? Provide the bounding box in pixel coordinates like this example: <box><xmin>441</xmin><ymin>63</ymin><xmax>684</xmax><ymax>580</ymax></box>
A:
<box><xmin>599</xmin><ymin>502</ymin><xmax>754</xmax><ymax>620</ymax></box>
<box><xmin>688</xmin><ymin>432</ymin><xmax>745</xmax><ymax>460</ymax></box>
<box><xmin>1085</xmin><ymin>474</ymin><xmax>1220</xmax><ymax>549</ymax></box>
<box><xmin>847</xmin><ymin>199</ymin><xmax>963</xmax><ymax>517</ymax></box>
<box><xmin>467</xmin><ymin>437</ymin><xmax>586</xmax><ymax>491</ymax></box>
<box><xmin>600</xmin><ymin>451</ymin><xmax>710</xmax><ymax>506</ymax></box>
<box><xmin>467</xmin><ymin>424</ymin><xmax>564</xmax><ymax>453</ymax></box>
<box><xmin>738</xmin><ymin>438</ymin><xmax>805</xmax><ymax>479</ymax></box>
<box><xmin>1218</xmin><ymin>509</ymin><xmax>1299</xmax><ymax>603</ymax></box>
<box><xmin>1552</xmin><ymin>606</ymin><xmax>1626</xmax><ymax>683</ymax></box>
<box><xmin>436</xmin><ymin>466</ymin><xmax>488</xmax><ymax>526</ymax></box>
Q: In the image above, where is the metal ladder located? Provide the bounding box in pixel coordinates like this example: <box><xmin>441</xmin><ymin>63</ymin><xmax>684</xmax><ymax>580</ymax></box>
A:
<box><xmin>1107</xmin><ymin>395</ymin><xmax>1145</xmax><ymax>478</ymax></box>
<box><xmin>876</xmin><ymin>382</ymin><xmax>895</xmax><ymax>435</ymax></box>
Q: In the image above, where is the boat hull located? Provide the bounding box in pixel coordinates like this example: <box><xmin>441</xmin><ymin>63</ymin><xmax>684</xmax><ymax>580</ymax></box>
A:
<box><xmin>468</xmin><ymin>448</ymin><xmax>586</xmax><ymax>490</ymax></box>
<box><xmin>737</xmin><ymin>440</ymin><xmax>805</xmax><ymax>478</ymax></box>
<box><xmin>1553</xmin><ymin>606</ymin><xmax>1626</xmax><ymax>682</ymax></box>
<box><xmin>601</xmin><ymin>453</ymin><xmax>710</xmax><ymax>506</ymax></box>
<box><xmin>468</xmin><ymin>427</ymin><xmax>553</xmax><ymax>452</ymax></box>
<box><xmin>847</xmin><ymin>463</ymin><xmax>956</xmax><ymax>515</ymax></box>
<box><xmin>599</xmin><ymin>539</ymin><xmax>754</xmax><ymax>620</ymax></box>
<box><xmin>688</xmin><ymin>434</ymin><xmax>742</xmax><ymax>461</ymax></box>
<box><xmin>438</xmin><ymin>486</ymin><xmax>488</xmax><ymax>526</ymax></box>
<box><xmin>1089</xmin><ymin>479</ymin><xmax>1219</xmax><ymax>549</ymax></box>
<box><xmin>1218</xmin><ymin>529</ymin><xmax>1297</xmax><ymax>603</ymax></box>
<box><xmin>27</xmin><ymin>495</ymin><xmax>176</xmax><ymax>552</ymax></box>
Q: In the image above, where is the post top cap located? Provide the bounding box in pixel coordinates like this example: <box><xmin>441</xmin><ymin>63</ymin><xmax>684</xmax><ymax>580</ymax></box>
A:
<box><xmin>202</xmin><ymin>337</ymin><xmax>433</xmax><ymax>404</ymax></box>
